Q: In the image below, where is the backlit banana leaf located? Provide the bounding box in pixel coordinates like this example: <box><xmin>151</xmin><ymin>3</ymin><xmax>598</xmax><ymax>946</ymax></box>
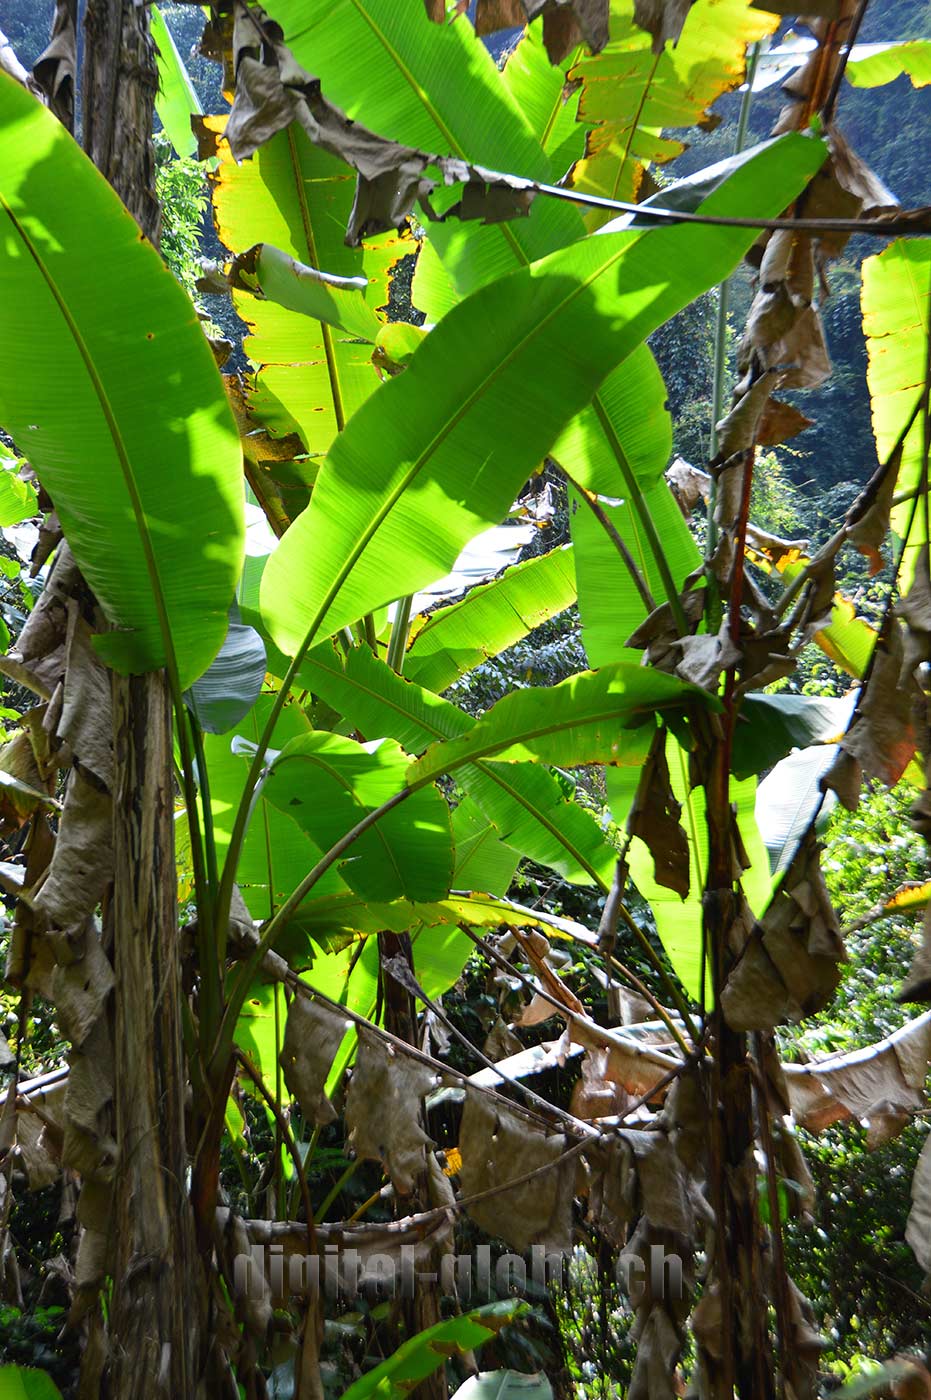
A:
<box><xmin>257</xmin><ymin>0</ymin><xmax>780</xmax><ymax>652</ymax></box>
<box><xmin>301</xmin><ymin>643</ymin><xmax>618</xmax><ymax>887</ymax></box>
<box><xmin>260</xmin><ymin>135</ymin><xmax>825</xmax><ymax>657</ymax></box>
<box><xmin>203</xmin><ymin>692</ymin><xmax>348</xmax><ymax>920</ymax></box>
<box><xmin>202</xmin><ymin>114</ymin><xmax>398</xmax><ymax>462</ymax></box>
<box><xmin>262</xmin><ymin>731</ymin><xmax>453</xmax><ymax>902</ymax></box>
<box><xmin>151</xmin><ymin>4</ymin><xmax>201</xmax><ymax>158</ymax></box>
<box><xmin>0</xmin><ymin>73</ymin><xmax>243</xmax><ymax>690</ymax></box>
<box><xmin>862</xmin><ymin>237</ymin><xmax>931</xmax><ymax>589</ymax></box>
<box><xmin>845</xmin><ymin>41</ymin><xmax>931</xmax><ymax>88</ymax></box>
<box><xmin>568</xmin><ymin>0</ymin><xmax>777</xmax><ymax>227</ymax></box>
<box><xmin>262</xmin><ymin>0</ymin><xmax>583</xmax><ymax>292</ymax></box>
<box><xmin>501</xmin><ymin>25</ymin><xmax>589</xmax><ymax>180</ymax></box>
<box><xmin>404</xmin><ymin>544</ymin><xmax>577</xmax><ymax>694</ymax></box>
<box><xmin>410</xmin><ymin>662</ymin><xmax>716</xmax><ymax>784</ymax></box>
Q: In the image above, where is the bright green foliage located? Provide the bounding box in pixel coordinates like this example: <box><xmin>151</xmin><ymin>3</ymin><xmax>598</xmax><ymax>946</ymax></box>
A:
<box><xmin>404</xmin><ymin>546</ymin><xmax>577</xmax><ymax>694</ymax></box>
<box><xmin>410</xmin><ymin>662</ymin><xmax>716</xmax><ymax>783</ymax></box>
<box><xmin>302</xmin><ymin>643</ymin><xmax>618</xmax><ymax>886</ymax></box>
<box><xmin>150</xmin><ymin>4</ymin><xmax>201</xmax><ymax>157</ymax></box>
<box><xmin>861</xmin><ymin>237</ymin><xmax>931</xmax><ymax>587</ymax></box>
<box><xmin>846</xmin><ymin>39</ymin><xmax>931</xmax><ymax>87</ymax></box>
<box><xmin>0</xmin><ymin>72</ymin><xmax>243</xmax><ymax>690</ymax></box>
<box><xmin>340</xmin><ymin>1301</ymin><xmax>525</xmax><ymax>1400</ymax></box>
<box><xmin>568</xmin><ymin>0</ymin><xmax>777</xmax><ymax>221</ymax></box>
<box><xmin>263</xmin><ymin>731</ymin><xmax>453</xmax><ymax>901</ymax></box>
<box><xmin>0</xmin><ymin>458</ymin><xmax>37</xmax><ymax>528</ymax></box>
<box><xmin>204</xmin><ymin>114</ymin><xmax>398</xmax><ymax>454</ymax></box>
<box><xmin>260</xmin><ymin>135</ymin><xmax>826</xmax><ymax>658</ymax></box>
<box><xmin>0</xmin><ymin>1366</ymin><xmax>64</xmax><ymax>1399</ymax></box>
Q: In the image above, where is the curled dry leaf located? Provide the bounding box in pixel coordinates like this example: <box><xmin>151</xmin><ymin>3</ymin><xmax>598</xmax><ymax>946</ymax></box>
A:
<box><xmin>665</xmin><ymin>456</ymin><xmax>708</xmax><ymax>518</ymax></box>
<box><xmin>570</xmin><ymin>1047</ymin><xmax>634</xmax><ymax>1121</ymax></box>
<box><xmin>279</xmin><ymin>994</ymin><xmax>349</xmax><ymax>1126</ymax></box>
<box><xmin>783</xmin><ymin>1008</ymin><xmax>931</xmax><ymax>1146</ymax></box>
<box><xmin>845</xmin><ymin>441</ymin><xmax>903</xmax><ymax>576</ymax></box>
<box><xmin>31</xmin><ymin>0</ymin><xmax>77</xmax><ymax>129</ymax></box>
<box><xmin>225</xmin><ymin>1</ymin><xmax>539</xmax><ymax>244</ymax></box>
<box><xmin>628</xmin><ymin>730</ymin><xmax>690</xmax><ymax>897</ymax></box>
<box><xmin>722</xmin><ymin>836</ymin><xmax>845</xmax><ymax>1031</ymax></box>
<box><xmin>345</xmin><ymin>1028</ymin><xmax>436</xmax><ymax>1194</ymax></box>
<box><xmin>459</xmin><ymin>1089</ymin><xmax>573</xmax><ymax>1252</ymax></box>
<box><xmin>825</xmin><ymin>620</ymin><xmax>918</xmax><ymax>804</ymax></box>
<box><xmin>907</xmin><ymin>1131</ymin><xmax>931</xmax><ymax>1277</ymax></box>
<box><xmin>33</xmin><ymin>773</ymin><xmax>113</xmax><ymax>933</ymax></box>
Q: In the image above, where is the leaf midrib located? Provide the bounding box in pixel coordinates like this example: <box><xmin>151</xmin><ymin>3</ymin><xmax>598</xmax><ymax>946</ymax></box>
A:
<box><xmin>0</xmin><ymin>195</ymin><xmax>180</xmax><ymax>690</ymax></box>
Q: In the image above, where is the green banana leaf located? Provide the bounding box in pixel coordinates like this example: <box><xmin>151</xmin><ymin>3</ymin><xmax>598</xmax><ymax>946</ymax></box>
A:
<box><xmin>731</xmin><ymin>693</ymin><xmax>854</xmax><ymax>781</ymax></box>
<box><xmin>262</xmin><ymin>731</ymin><xmax>453</xmax><ymax>902</ymax></box>
<box><xmin>404</xmin><ymin>544</ymin><xmax>577</xmax><ymax>694</ymax></box>
<box><xmin>568</xmin><ymin>0</ymin><xmax>777</xmax><ymax>225</ymax></box>
<box><xmin>568</xmin><ymin>481</ymin><xmax>698</xmax><ymax>665</ymax></box>
<box><xmin>277</xmin><ymin>889</ymin><xmax>569</xmax><ymax>962</ymax></box>
<box><xmin>862</xmin><ymin>237</ymin><xmax>931</xmax><ymax>589</ymax></box>
<box><xmin>262</xmin><ymin>0</ymin><xmax>580</xmax><ymax>288</ymax></box>
<box><xmin>299</xmin><ymin>643</ymin><xmax>618</xmax><ymax>887</ymax></box>
<box><xmin>0</xmin><ymin>74</ymin><xmax>244</xmax><ymax>690</ymax></box>
<box><xmin>340</xmin><ymin>1302</ymin><xmax>525</xmax><ymax>1400</ymax></box>
<box><xmin>410</xmin><ymin>662</ymin><xmax>718</xmax><ymax>784</ymax></box>
<box><xmin>203</xmin><ymin>115</ymin><xmax>396</xmax><ymax>460</ymax></box>
<box><xmin>203</xmin><ymin>693</ymin><xmax>348</xmax><ymax>920</ymax></box>
<box><xmin>845</xmin><ymin>40</ymin><xmax>931</xmax><ymax>88</ymax></box>
<box><xmin>0</xmin><ymin>1366</ymin><xmax>64</xmax><ymax>1400</ymax></box>
<box><xmin>0</xmin><ymin>458</ymin><xmax>38</xmax><ymax>528</ymax></box>
<box><xmin>260</xmin><ymin>134</ymin><xmax>826</xmax><ymax>658</ymax></box>
<box><xmin>501</xmin><ymin>25</ymin><xmax>588</xmax><ymax>180</ymax></box>
<box><xmin>150</xmin><ymin>4</ymin><xmax>202</xmax><ymax>158</ymax></box>
<box><xmin>185</xmin><ymin>612</ymin><xmax>267</xmax><ymax>735</ymax></box>
<box><xmin>755</xmin><ymin>743</ymin><xmax>839</xmax><ymax>877</ymax></box>
<box><xmin>451</xmin><ymin>798</ymin><xmax>522</xmax><ymax>896</ymax></box>
<box><xmin>232</xmin><ymin>242</ymin><xmax>381</xmax><ymax>342</ymax></box>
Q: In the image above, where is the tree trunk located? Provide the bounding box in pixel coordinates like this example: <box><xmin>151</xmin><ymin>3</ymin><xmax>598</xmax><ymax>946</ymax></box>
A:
<box><xmin>81</xmin><ymin>4</ymin><xmax>202</xmax><ymax>1394</ymax></box>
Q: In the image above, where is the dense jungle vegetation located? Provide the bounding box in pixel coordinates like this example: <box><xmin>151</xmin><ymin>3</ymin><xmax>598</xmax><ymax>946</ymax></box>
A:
<box><xmin>0</xmin><ymin>0</ymin><xmax>930</xmax><ymax>1397</ymax></box>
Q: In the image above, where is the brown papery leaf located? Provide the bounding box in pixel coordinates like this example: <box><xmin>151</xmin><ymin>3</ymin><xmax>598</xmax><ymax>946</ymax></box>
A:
<box><xmin>525</xmin><ymin>0</ymin><xmax>610</xmax><ymax>62</ymax></box>
<box><xmin>840</xmin><ymin>621</ymin><xmax>917</xmax><ymax>788</ymax></box>
<box><xmin>784</xmin><ymin>1009</ymin><xmax>931</xmax><ymax>1146</ymax></box>
<box><xmin>474</xmin><ymin>0</ymin><xmax>526</xmax><ymax>32</ymax></box>
<box><xmin>632</xmin><ymin>0</ymin><xmax>695</xmax><ymax>50</ymax></box>
<box><xmin>756</xmin><ymin>396</ymin><xmax>813</xmax><ymax>447</ymax></box>
<box><xmin>32</xmin><ymin>0</ymin><xmax>76</xmax><ymax>129</ymax></box>
<box><xmin>280</xmin><ymin>995</ymin><xmax>349</xmax><ymax>1126</ymax></box>
<box><xmin>845</xmin><ymin>442</ymin><xmax>902</xmax><ymax>577</ymax></box>
<box><xmin>32</xmin><ymin>771</ymin><xmax>112</xmax><ymax>932</ymax></box>
<box><xmin>459</xmin><ymin>1089</ymin><xmax>573</xmax><ymax>1251</ymax></box>
<box><xmin>628</xmin><ymin>730</ymin><xmax>690</xmax><ymax>897</ymax></box>
<box><xmin>722</xmin><ymin>837</ymin><xmax>845</xmax><ymax>1031</ymax></box>
<box><xmin>225</xmin><ymin>1</ymin><xmax>538</xmax><ymax>244</ymax></box>
<box><xmin>665</xmin><ymin>457</ymin><xmax>709</xmax><ymax>518</ymax></box>
<box><xmin>907</xmin><ymin>1131</ymin><xmax>931</xmax><ymax>1276</ymax></box>
<box><xmin>570</xmin><ymin>1047</ymin><xmax>634</xmax><ymax>1121</ymax></box>
<box><xmin>345</xmin><ymin>1029</ymin><xmax>436</xmax><ymax>1194</ymax></box>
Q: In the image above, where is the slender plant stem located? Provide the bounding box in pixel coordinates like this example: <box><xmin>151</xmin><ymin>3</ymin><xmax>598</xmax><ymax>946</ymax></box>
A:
<box><xmin>386</xmin><ymin>594</ymin><xmax>414</xmax><ymax>673</ymax></box>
